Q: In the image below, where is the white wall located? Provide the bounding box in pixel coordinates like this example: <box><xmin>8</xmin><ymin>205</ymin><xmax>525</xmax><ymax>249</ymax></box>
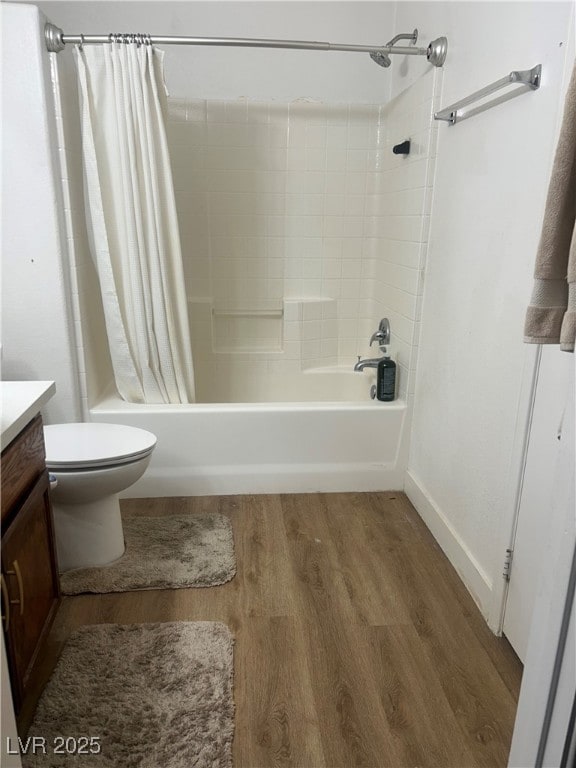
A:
<box><xmin>1</xmin><ymin>2</ymin><xmax>81</xmax><ymax>424</ymax></box>
<box><xmin>395</xmin><ymin>2</ymin><xmax>574</xmax><ymax>616</ymax></box>
<box><xmin>33</xmin><ymin>1</ymin><xmax>397</xmax><ymax>102</ymax></box>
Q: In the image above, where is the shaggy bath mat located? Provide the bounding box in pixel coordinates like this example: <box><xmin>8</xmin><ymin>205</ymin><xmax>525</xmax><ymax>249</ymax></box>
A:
<box><xmin>60</xmin><ymin>513</ymin><xmax>235</xmax><ymax>595</ymax></box>
<box><xmin>24</xmin><ymin>622</ymin><xmax>234</xmax><ymax>768</ymax></box>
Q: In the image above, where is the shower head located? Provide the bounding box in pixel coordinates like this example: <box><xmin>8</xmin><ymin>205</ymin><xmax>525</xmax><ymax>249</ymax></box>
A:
<box><xmin>370</xmin><ymin>51</ymin><xmax>392</xmax><ymax>68</ymax></box>
<box><xmin>370</xmin><ymin>28</ymin><xmax>417</xmax><ymax>69</ymax></box>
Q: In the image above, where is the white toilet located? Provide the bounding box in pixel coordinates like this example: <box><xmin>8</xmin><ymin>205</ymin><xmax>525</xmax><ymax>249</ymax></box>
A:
<box><xmin>44</xmin><ymin>423</ymin><xmax>157</xmax><ymax>573</ymax></box>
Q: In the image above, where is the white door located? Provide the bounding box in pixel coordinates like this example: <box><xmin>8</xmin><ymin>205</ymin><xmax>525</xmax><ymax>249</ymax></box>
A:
<box><xmin>503</xmin><ymin>345</ymin><xmax>574</xmax><ymax>662</ymax></box>
<box><xmin>508</xmin><ymin>355</ymin><xmax>575</xmax><ymax>767</ymax></box>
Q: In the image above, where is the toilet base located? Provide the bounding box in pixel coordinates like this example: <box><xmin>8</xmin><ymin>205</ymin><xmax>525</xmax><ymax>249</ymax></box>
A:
<box><xmin>53</xmin><ymin>494</ymin><xmax>126</xmax><ymax>573</ymax></box>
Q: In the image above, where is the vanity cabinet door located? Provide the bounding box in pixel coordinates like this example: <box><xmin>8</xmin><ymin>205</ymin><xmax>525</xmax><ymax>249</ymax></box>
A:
<box><xmin>1</xmin><ymin>471</ymin><xmax>60</xmax><ymax>709</ymax></box>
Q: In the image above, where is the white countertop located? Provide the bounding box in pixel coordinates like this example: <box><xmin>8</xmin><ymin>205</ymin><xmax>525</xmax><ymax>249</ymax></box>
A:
<box><xmin>1</xmin><ymin>381</ymin><xmax>56</xmax><ymax>451</ymax></box>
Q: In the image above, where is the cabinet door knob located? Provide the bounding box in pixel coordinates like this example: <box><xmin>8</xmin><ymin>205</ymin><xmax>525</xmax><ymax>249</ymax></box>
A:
<box><xmin>1</xmin><ymin>575</ymin><xmax>9</xmax><ymax>631</ymax></box>
<box><xmin>5</xmin><ymin>561</ymin><xmax>24</xmax><ymax>616</ymax></box>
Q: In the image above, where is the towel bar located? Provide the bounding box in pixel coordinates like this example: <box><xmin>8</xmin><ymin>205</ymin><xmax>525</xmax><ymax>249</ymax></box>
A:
<box><xmin>434</xmin><ymin>64</ymin><xmax>542</xmax><ymax>125</ymax></box>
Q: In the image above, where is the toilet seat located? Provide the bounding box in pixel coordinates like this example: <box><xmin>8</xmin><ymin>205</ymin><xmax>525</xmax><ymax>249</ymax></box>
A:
<box><xmin>44</xmin><ymin>423</ymin><xmax>157</xmax><ymax>471</ymax></box>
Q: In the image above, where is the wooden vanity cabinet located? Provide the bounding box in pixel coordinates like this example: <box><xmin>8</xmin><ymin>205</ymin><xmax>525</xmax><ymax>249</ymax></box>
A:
<box><xmin>1</xmin><ymin>414</ymin><xmax>61</xmax><ymax>717</ymax></box>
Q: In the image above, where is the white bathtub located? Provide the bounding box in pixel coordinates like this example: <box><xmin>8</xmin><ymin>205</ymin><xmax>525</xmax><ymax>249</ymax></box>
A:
<box><xmin>90</xmin><ymin>369</ymin><xmax>408</xmax><ymax>495</ymax></box>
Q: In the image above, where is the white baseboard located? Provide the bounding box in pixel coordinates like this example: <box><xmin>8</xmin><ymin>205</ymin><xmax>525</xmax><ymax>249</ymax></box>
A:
<box><xmin>404</xmin><ymin>470</ymin><xmax>493</xmax><ymax>617</ymax></box>
<box><xmin>124</xmin><ymin>462</ymin><xmax>405</xmax><ymax>497</ymax></box>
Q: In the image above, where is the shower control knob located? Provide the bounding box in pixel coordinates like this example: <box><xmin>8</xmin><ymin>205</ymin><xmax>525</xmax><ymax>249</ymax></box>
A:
<box><xmin>370</xmin><ymin>385</ymin><xmax>377</xmax><ymax>400</ymax></box>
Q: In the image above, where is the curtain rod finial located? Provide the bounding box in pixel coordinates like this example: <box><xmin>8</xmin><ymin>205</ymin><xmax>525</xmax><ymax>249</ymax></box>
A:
<box><xmin>427</xmin><ymin>36</ymin><xmax>447</xmax><ymax>67</ymax></box>
<box><xmin>45</xmin><ymin>23</ymin><xmax>66</xmax><ymax>53</ymax></box>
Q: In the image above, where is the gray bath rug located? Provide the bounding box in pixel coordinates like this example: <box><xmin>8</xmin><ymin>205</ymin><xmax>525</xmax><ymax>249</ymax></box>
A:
<box><xmin>24</xmin><ymin>621</ymin><xmax>234</xmax><ymax>768</ymax></box>
<box><xmin>60</xmin><ymin>513</ymin><xmax>235</xmax><ymax>595</ymax></box>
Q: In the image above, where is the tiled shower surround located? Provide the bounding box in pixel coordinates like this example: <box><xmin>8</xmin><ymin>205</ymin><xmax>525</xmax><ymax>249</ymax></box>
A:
<box><xmin>167</xmin><ymin>69</ymin><xmax>438</xmax><ymax>401</ymax></box>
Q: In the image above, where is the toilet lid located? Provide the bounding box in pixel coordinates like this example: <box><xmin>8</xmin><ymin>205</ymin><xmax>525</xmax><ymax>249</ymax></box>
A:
<box><xmin>44</xmin><ymin>423</ymin><xmax>157</xmax><ymax>469</ymax></box>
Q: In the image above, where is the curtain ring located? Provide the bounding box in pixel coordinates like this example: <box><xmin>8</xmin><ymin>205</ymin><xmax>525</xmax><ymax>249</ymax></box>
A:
<box><xmin>146</xmin><ymin>33</ymin><xmax>152</xmax><ymax>46</ymax></box>
<box><xmin>78</xmin><ymin>33</ymin><xmax>84</xmax><ymax>52</ymax></box>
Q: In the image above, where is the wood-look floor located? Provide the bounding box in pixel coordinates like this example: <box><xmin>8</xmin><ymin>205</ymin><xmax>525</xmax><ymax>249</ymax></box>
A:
<box><xmin>36</xmin><ymin>493</ymin><xmax>522</xmax><ymax>768</ymax></box>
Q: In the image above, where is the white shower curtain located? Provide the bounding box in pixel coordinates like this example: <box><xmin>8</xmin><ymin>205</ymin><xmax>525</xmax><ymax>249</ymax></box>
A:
<box><xmin>76</xmin><ymin>42</ymin><xmax>195</xmax><ymax>403</ymax></box>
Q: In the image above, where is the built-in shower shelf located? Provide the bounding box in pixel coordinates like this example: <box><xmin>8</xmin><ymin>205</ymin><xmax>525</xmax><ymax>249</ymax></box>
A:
<box><xmin>211</xmin><ymin>308</ymin><xmax>284</xmax><ymax>318</ymax></box>
<box><xmin>212</xmin><ymin>346</ymin><xmax>284</xmax><ymax>354</ymax></box>
<box><xmin>211</xmin><ymin>303</ymin><xmax>284</xmax><ymax>354</ymax></box>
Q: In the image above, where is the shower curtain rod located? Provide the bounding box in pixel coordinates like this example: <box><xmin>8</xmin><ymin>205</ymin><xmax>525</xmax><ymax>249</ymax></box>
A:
<box><xmin>44</xmin><ymin>22</ymin><xmax>448</xmax><ymax>68</ymax></box>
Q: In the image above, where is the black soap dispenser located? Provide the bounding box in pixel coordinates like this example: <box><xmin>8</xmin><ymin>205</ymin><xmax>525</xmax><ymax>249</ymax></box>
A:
<box><xmin>377</xmin><ymin>350</ymin><xmax>396</xmax><ymax>402</ymax></box>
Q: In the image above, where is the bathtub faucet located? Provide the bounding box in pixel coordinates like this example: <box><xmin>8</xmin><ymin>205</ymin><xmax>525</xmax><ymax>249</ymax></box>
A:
<box><xmin>355</xmin><ymin>317</ymin><xmax>392</xmax><ymax>371</ymax></box>
<box><xmin>370</xmin><ymin>318</ymin><xmax>391</xmax><ymax>349</ymax></box>
<box><xmin>354</xmin><ymin>356</ymin><xmax>384</xmax><ymax>372</ymax></box>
